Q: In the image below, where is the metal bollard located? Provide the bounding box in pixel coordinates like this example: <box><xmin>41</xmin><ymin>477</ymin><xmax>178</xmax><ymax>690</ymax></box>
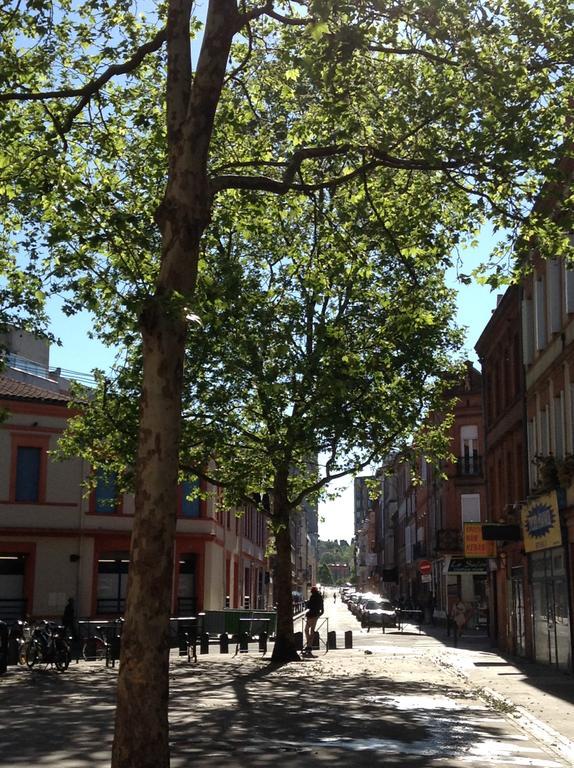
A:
<box><xmin>344</xmin><ymin>630</ymin><xmax>353</xmax><ymax>649</ymax></box>
<box><xmin>239</xmin><ymin>631</ymin><xmax>249</xmax><ymax>653</ymax></box>
<box><xmin>294</xmin><ymin>631</ymin><xmax>303</xmax><ymax>651</ymax></box>
<box><xmin>258</xmin><ymin>631</ymin><xmax>268</xmax><ymax>654</ymax></box>
<box><xmin>327</xmin><ymin>630</ymin><xmax>337</xmax><ymax>650</ymax></box>
<box><xmin>219</xmin><ymin>633</ymin><xmax>229</xmax><ymax>654</ymax></box>
<box><xmin>200</xmin><ymin>632</ymin><xmax>210</xmax><ymax>654</ymax></box>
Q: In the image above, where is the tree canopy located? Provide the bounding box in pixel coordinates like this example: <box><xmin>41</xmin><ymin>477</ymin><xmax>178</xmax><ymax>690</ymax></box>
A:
<box><xmin>2</xmin><ymin>0</ymin><xmax>574</xmax><ymax>765</ymax></box>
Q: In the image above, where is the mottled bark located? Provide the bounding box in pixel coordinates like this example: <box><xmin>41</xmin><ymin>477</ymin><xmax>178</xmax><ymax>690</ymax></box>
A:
<box><xmin>111</xmin><ymin>2</ymin><xmax>238</xmax><ymax>766</ymax></box>
<box><xmin>112</xmin><ymin>313</ymin><xmax>186</xmax><ymax>768</ymax></box>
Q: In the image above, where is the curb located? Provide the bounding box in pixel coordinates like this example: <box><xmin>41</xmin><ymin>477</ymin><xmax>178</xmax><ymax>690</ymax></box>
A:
<box><xmin>478</xmin><ymin>684</ymin><xmax>574</xmax><ymax>764</ymax></box>
<box><xmin>437</xmin><ymin>654</ymin><xmax>574</xmax><ymax>764</ymax></box>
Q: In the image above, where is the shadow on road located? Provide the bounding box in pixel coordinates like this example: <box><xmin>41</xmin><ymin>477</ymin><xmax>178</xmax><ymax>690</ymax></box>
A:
<box><xmin>0</xmin><ymin>654</ymin><xmax>526</xmax><ymax>767</ymax></box>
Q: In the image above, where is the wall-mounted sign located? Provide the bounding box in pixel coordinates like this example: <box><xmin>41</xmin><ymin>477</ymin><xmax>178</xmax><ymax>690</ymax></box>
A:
<box><xmin>464</xmin><ymin>523</ymin><xmax>497</xmax><ymax>558</ymax></box>
<box><xmin>448</xmin><ymin>557</ymin><xmax>488</xmax><ymax>574</ymax></box>
<box><xmin>522</xmin><ymin>491</ymin><xmax>562</xmax><ymax>553</ymax></box>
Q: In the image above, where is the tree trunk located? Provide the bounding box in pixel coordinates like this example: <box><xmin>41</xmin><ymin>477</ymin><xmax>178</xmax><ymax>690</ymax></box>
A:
<box><xmin>111</xmin><ymin>3</ymin><xmax>239</xmax><ymax>765</ymax></box>
<box><xmin>111</xmin><ymin>311</ymin><xmax>186</xmax><ymax>768</ymax></box>
<box><xmin>271</xmin><ymin>469</ymin><xmax>300</xmax><ymax>663</ymax></box>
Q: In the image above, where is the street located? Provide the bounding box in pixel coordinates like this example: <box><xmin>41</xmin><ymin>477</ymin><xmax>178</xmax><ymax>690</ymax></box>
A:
<box><xmin>1</xmin><ymin>595</ymin><xmax>572</xmax><ymax>767</ymax></box>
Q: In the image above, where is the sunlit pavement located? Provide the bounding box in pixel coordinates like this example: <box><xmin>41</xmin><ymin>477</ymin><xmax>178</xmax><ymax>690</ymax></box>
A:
<box><xmin>0</xmin><ymin>596</ymin><xmax>572</xmax><ymax>768</ymax></box>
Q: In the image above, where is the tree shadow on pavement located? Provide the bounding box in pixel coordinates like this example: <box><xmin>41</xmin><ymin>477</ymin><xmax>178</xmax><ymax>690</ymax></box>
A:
<box><xmin>167</xmin><ymin>656</ymin><xmax>518</xmax><ymax>767</ymax></box>
<box><xmin>0</xmin><ymin>653</ymin><xmax>528</xmax><ymax>768</ymax></box>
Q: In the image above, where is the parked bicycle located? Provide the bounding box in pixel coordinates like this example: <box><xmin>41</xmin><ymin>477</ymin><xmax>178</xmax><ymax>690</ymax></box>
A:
<box><xmin>8</xmin><ymin>619</ymin><xmax>33</xmax><ymax>665</ymax></box>
<box><xmin>26</xmin><ymin>621</ymin><xmax>71</xmax><ymax>671</ymax></box>
<box><xmin>82</xmin><ymin>626</ymin><xmax>108</xmax><ymax>661</ymax></box>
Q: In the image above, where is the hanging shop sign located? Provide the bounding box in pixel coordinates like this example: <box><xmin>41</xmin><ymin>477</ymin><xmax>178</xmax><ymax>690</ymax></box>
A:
<box><xmin>464</xmin><ymin>523</ymin><xmax>497</xmax><ymax>558</ymax></box>
<box><xmin>522</xmin><ymin>491</ymin><xmax>562</xmax><ymax>553</ymax></box>
<box><xmin>448</xmin><ymin>557</ymin><xmax>488</xmax><ymax>574</ymax></box>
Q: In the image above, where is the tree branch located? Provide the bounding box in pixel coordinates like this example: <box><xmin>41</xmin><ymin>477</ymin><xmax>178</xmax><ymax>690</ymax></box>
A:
<box><xmin>288</xmin><ymin>450</ymin><xmax>379</xmax><ymax>510</ymax></box>
<box><xmin>210</xmin><ymin>144</ymin><xmax>470</xmax><ymax>196</ymax></box>
<box><xmin>1</xmin><ymin>28</ymin><xmax>168</xmax><ymax>134</ymax></box>
<box><xmin>240</xmin><ymin>1</ymin><xmax>311</xmax><ymax>26</ymax></box>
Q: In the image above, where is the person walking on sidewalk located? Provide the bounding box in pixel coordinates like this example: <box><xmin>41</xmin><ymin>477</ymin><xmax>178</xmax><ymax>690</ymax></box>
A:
<box><xmin>451</xmin><ymin>596</ymin><xmax>467</xmax><ymax>644</ymax></box>
<box><xmin>303</xmin><ymin>586</ymin><xmax>324</xmax><ymax>656</ymax></box>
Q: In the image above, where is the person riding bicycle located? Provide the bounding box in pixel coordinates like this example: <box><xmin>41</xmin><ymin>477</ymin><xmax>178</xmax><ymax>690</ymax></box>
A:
<box><xmin>303</xmin><ymin>586</ymin><xmax>324</xmax><ymax>656</ymax></box>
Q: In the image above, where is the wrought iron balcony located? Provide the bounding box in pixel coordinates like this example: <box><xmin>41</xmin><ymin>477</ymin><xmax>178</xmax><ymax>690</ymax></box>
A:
<box><xmin>456</xmin><ymin>455</ymin><xmax>483</xmax><ymax>476</ymax></box>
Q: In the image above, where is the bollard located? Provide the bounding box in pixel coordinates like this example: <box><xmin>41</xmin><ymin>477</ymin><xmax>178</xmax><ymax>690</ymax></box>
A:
<box><xmin>219</xmin><ymin>632</ymin><xmax>229</xmax><ymax>654</ymax></box>
<box><xmin>312</xmin><ymin>631</ymin><xmax>320</xmax><ymax>650</ymax></box>
<box><xmin>327</xmin><ymin>630</ymin><xmax>337</xmax><ymax>650</ymax></box>
<box><xmin>258</xmin><ymin>630</ymin><xmax>268</xmax><ymax>654</ymax></box>
<box><xmin>239</xmin><ymin>631</ymin><xmax>249</xmax><ymax>653</ymax></box>
<box><xmin>344</xmin><ymin>630</ymin><xmax>353</xmax><ymax>649</ymax></box>
<box><xmin>200</xmin><ymin>632</ymin><xmax>210</xmax><ymax>655</ymax></box>
<box><xmin>294</xmin><ymin>631</ymin><xmax>303</xmax><ymax>651</ymax></box>
<box><xmin>0</xmin><ymin>621</ymin><xmax>8</xmax><ymax>675</ymax></box>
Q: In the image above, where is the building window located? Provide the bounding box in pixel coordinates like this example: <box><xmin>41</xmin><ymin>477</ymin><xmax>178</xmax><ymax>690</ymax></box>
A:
<box><xmin>94</xmin><ymin>470</ymin><xmax>119</xmax><ymax>514</ymax></box>
<box><xmin>554</xmin><ymin>394</ymin><xmax>565</xmax><ymax>459</ymax></box>
<box><xmin>15</xmin><ymin>447</ymin><xmax>41</xmax><ymax>502</ymax></box>
<box><xmin>461</xmin><ymin>494</ymin><xmax>481</xmax><ymax>524</ymax></box>
<box><xmin>177</xmin><ymin>555</ymin><xmax>197</xmax><ymax>615</ymax></box>
<box><xmin>97</xmin><ymin>553</ymin><xmax>129</xmax><ymax>614</ymax></box>
<box><xmin>180</xmin><ymin>478</ymin><xmax>200</xmax><ymax>518</ymax></box>
<box><xmin>535</xmin><ymin>277</ymin><xmax>547</xmax><ymax>352</ymax></box>
<box><xmin>460</xmin><ymin>425</ymin><xmax>479</xmax><ymax>474</ymax></box>
<box><xmin>521</xmin><ymin>297</ymin><xmax>534</xmax><ymax>365</ymax></box>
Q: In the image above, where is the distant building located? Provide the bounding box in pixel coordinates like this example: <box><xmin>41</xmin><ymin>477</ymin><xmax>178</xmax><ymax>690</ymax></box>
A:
<box><xmin>0</xmin><ymin>330</ymin><xmax>270</xmax><ymax>621</ymax></box>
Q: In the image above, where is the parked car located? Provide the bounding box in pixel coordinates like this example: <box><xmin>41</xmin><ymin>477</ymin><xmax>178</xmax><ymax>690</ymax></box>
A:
<box><xmin>346</xmin><ymin>591</ymin><xmax>362</xmax><ymax>612</ymax></box>
<box><xmin>360</xmin><ymin>598</ymin><xmax>397</xmax><ymax>628</ymax></box>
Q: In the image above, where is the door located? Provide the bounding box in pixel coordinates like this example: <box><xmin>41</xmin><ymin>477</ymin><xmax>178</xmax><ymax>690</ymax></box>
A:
<box><xmin>0</xmin><ymin>554</ymin><xmax>27</xmax><ymax>619</ymax></box>
<box><xmin>177</xmin><ymin>555</ymin><xmax>197</xmax><ymax>615</ymax></box>
<box><xmin>531</xmin><ymin>549</ymin><xmax>571</xmax><ymax>671</ymax></box>
<box><xmin>510</xmin><ymin>567</ymin><xmax>526</xmax><ymax>656</ymax></box>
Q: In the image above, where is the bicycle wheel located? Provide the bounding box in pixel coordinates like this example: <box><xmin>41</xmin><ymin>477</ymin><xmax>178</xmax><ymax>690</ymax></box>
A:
<box><xmin>26</xmin><ymin>639</ymin><xmax>44</xmax><ymax>668</ymax></box>
<box><xmin>54</xmin><ymin>639</ymin><xmax>71</xmax><ymax>671</ymax></box>
<box><xmin>82</xmin><ymin>636</ymin><xmax>107</xmax><ymax>661</ymax></box>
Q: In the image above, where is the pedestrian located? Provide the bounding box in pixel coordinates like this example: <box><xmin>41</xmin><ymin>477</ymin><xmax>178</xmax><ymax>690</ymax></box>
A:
<box><xmin>451</xmin><ymin>596</ymin><xmax>467</xmax><ymax>643</ymax></box>
<box><xmin>62</xmin><ymin>597</ymin><xmax>77</xmax><ymax>640</ymax></box>
<box><xmin>303</xmin><ymin>586</ymin><xmax>324</xmax><ymax>656</ymax></box>
<box><xmin>333</xmin><ymin>591</ymin><xmax>337</xmax><ymax>603</ymax></box>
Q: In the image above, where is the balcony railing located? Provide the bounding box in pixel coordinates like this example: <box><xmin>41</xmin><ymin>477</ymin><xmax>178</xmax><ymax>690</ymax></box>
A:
<box><xmin>456</xmin><ymin>455</ymin><xmax>483</xmax><ymax>476</ymax></box>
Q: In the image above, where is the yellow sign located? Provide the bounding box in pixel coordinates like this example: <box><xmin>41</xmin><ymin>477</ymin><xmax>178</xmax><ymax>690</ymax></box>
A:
<box><xmin>522</xmin><ymin>491</ymin><xmax>562</xmax><ymax>553</ymax></box>
<box><xmin>464</xmin><ymin>523</ymin><xmax>496</xmax><ymax>558</ymax></box>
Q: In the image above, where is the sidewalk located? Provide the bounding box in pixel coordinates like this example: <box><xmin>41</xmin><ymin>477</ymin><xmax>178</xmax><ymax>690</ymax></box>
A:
<box><xmin>422</xmin><ymin>623</ymin><xmax>574</xmax><ymax>763</ymax></box>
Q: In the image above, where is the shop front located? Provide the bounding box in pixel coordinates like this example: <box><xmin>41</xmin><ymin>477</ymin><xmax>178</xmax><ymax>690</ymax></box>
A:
<box><xmin>522</xmin><ymin>491</ymin><xmax>572</xmax><ymax>671</ymax></box>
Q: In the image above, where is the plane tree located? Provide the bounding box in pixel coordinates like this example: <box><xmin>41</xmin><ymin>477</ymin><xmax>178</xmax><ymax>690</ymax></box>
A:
<box><xmin>2</xmin><ymin>1</ymin><xmax>573</xmax><ymax>766</ymax></box>
<box><xmin>59</xmin><ymin>186</ymin><xmax>465</xmax><ymax>660</ymax></box>
<box><xmin>178</xmin><ymin>190</ymin><xmax>466</xmax><ymax>661</ymax></box>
